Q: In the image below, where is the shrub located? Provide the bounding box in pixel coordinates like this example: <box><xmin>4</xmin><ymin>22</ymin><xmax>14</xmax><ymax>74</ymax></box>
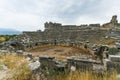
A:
<box><xmin>108</xmin><ymin>48</ymin><xmax>119</xmax><ymax>55</ymax></box>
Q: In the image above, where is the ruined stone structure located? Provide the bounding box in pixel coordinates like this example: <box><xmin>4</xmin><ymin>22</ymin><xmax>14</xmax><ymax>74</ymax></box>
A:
<box><xmin>102</xmin><ymin>15</ymin><xmax>119</xmax><ymax>28</ymax></box>
<box><xmin>39</xmin><ymin>56</ymin><xmax>66</xmax><ymax>71</ymax></box>
<box><xmin>1</xmin><ymin>15</ymin><xmax>120</xmax><ymax>50</ymax></box>
<box><xmin>39</xmin><ymin>56</ymin><xmax>101</xmax><ymax>72</ymax></box>
<box><xmin>67</xmin><ymin>57</ymin><xmax>100</xmax><ymax>70</ymax></box>
<box><xmin>104</xmin><ymin>55</ymin><xmax>120</xmax><ymax>73</ymax></box>
<box><xmin>103</xmin><ymin>15</ymin><xmax>120</xmax><ymax>38</ymax></box>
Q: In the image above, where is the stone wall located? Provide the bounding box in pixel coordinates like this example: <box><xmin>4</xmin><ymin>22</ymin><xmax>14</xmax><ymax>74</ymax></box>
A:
<box><xmin>67</xmin><ymin>57</ymin><xmax>100</xmax><ymax>70</ymax></box>
<box><xmin>44</xmin><ymin>22</ymin><xmax>100</xmax><ymax>31</ymax></box>
<box><xmin>104</xmin><ymin>60</ymin><xmax>120</xmax><ymax>73</ymax></box>
<box><xmin>38</xmin><ymin>56</ymin><xmax>102</xmax><ymax>72</ymax></box>
<box><xmin>38</xmin><ymin>55</ymin><xmax>120</xmax><ymax>72</ymax></box>
<box><xmin>104</xmin><ymin>55</ymin><xmax>120</xmax><ymax>73</ymax></box>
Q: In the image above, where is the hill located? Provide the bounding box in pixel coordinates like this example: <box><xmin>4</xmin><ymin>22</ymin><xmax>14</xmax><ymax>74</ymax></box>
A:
<box><xmin>0</xmin><ymin>28</ymin><xmax>21</xmax><ymax>35</ymax></box>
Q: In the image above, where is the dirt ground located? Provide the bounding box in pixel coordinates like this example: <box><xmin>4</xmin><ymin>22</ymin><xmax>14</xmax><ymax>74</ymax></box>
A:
<box><xmin>27</xmin><ymin>45</ymin><xmax>93</xmax><ymax>60</ymax></box>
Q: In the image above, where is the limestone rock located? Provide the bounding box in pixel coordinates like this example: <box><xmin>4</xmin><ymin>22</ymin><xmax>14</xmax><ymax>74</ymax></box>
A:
<box><xmin>28</xmin><ymin>61</ymin><xmax>41</xmax><ymax>71</ymax></box>
<box><xmin>70</xmin><ymin>66</ymin><xmax>76</xmax><ymax>71</ymax></box>
<box><xmin>0</xmin><ymin>64</ymin><xmax>8</xmax><ymax>70</ymax></box>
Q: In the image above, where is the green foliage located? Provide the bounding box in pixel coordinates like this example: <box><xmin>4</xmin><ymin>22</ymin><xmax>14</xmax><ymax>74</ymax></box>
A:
<box><xmin>84</xmin><ymin>44</ymin><xmax>88</xmax><ymax>49</ymax></box>
<box><xmin>0</xmin><ymin>34</ymin><xmax>17</xmax><ymax>42</ymax></box>
<box><xmin>108</xmin><ymin>47</ymin><xmax>119</xmax><ymax>55</ymax></box>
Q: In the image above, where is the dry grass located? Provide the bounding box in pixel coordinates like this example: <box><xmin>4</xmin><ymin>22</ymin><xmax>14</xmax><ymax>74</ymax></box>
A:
<box><xmin>53</xmin><ymin>71</ymin><xmax>117</xmax><ymax>80</ymax></box>
<box><xmin>0</xmin><ymin>54</ymin><xmax>27</xmax><ymax>69</ymax></box>
<box><xmin>0</xmin><ymin>54</ymin><xmax>32</xmax><ymax>80</ymax></box>
<box><xmin>0</xmin><ymin>37</ymin><xmax>6</xmax><ymax>42</ymax></box>
<box><xmin>8</xmin><ymin>65</ymin><xmax>32</xmax><ymax>80</ymax></box>
<box><xmin>94</xmin><ymin>37</ymin><xmax>116</xmax><ymax>46</ymax></box>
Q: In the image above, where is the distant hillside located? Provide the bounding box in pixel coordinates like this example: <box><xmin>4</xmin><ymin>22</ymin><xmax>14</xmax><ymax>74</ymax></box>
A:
<box><xmin>0</xmin><ymin>28</ymin><xmax>21</xmax><ymax>35</ymax></box>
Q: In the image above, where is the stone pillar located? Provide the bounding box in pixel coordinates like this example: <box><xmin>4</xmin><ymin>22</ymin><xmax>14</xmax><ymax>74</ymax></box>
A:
<box><xmin>110</xmin><ymin>15</ymin><xmax>118</xmax><ymax>24</ymax></box>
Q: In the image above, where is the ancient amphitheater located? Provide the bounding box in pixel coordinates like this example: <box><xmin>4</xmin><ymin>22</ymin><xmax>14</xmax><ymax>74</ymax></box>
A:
<box><xmin>0</xmin><ymin>15</ymin><xmax>120</xmax><ymax>52</ymax></box>
<box><xmin>4</xmin><ymin>15</ymin><xmax>118</xmax><ymax>50</ymax></box>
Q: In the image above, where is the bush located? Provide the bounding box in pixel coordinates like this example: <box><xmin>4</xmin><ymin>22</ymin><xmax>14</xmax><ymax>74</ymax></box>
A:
<box><xmin>108</xmin><ymin>47</ymin><xmax>119</xmax><ymax>55</ymax></box>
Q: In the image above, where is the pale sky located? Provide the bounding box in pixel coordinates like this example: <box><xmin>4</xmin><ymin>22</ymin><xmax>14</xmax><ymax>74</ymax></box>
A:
<box><xmin>0</xmin><ymin>0</ymin><xmax>120</xmax><ymax>31</ymax></box>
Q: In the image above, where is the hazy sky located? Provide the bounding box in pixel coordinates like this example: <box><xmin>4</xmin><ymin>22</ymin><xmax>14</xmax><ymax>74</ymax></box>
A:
<box><xmin>0</xmin><ymin>0</ymin><xmax>120</xmax><ymax>31</ymax></box>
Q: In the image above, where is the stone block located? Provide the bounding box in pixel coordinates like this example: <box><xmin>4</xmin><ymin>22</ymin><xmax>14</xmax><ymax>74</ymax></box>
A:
<box><xmin>109</xmin><ymin>55</ymin><xmax>120</xmax><ymax>62</ymax></box>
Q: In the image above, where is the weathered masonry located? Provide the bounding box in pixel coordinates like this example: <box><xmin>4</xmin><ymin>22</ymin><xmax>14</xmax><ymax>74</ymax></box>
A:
<box><xmin>2</xmin><ymin>15</ymin><xmax>120</xmax><ymax>50</ymax></box>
